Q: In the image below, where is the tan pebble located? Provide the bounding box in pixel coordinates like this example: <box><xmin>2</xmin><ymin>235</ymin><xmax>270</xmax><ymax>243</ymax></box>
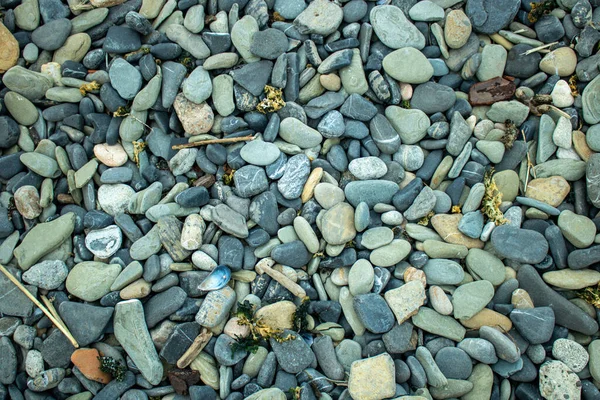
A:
<box><xmin>53</xmin><ymin>33</ymin><xmax>91</xmax><ymax>64</ymax></box>
<box><xmin>573</xmin><ymin>131</ymin><xmax>593</xmax><ymax>162</ymax></box>
<box><xmin>331</xmin><ymin>267</ymin><xmax>350</xmax><ymax>286</ymax></box>
<box><xmin>511</xmin><ymin>288</ymin><xmax>534</xmax><ymax>309</ymax></box>
<box><xmin>180</xmin><ymin>214</ymin><xmax>205</xmax><ymax>251</ymax></box>
<box><xmin>400</xmin><ymin>83</ymin><xmax>413</xmax><ymax>101</ymax></box>
<box><xmin>119</xmin><ymin>279</ymin><xmax>152</xmax><ymax>299</ymax></box>
<box><xmin>539</xmin><ymin>47</ymin><xmax>577</xmax><ymax>77</ymax></box>
<box><xmin>430</xmin><ymin>214</ymin><xmax>485</xmax><ymax>249</ymax></box>
<box><xmin>94</xmin><ymin>143</ymin><xmax>128</xmax><ymax>167</ymax></box>
<box><xmin>460</xmin><ymin>308</ymin><xmax>512</xmax><ymax>331</ymax></box>
<box><xmin>41</xmin><ymin>62</ymin><xmax>63</xmax><ymax>86</ymax></box>
<box><xmin>319</xmin><ymin>74</ymin><xmax>341</xmax><ymax>91</ymax></box>
<box><xmin>444</xmin><ymin>9</ymin><xmax>472</xmax><ymax>49</ymax></box>
<box><xmin>255</xmin><ymin>300</ymin><xmax>296</xmax><ymax>330</ymax></box>
<box><xmin>173</xmin><ymin>93</ymin><xmax>214</xmax><ymax>135</ymax></box>
<box><xmin>301</xmin><ymin>167</ymin><xmax>323</xmax><ymax>203</ymax></box>
<box><xmin>223</xmin><ymin>317</ymin><xmax>250</xmax><ymax>338</ymax></box>
<box><xmin>404</xmin><ymin>266</ymin><xmax>426</xmax><ymax>287</ymax></box>
<box><xmin>429</xmin><ymin>286</ymin><xmax>453</xmax><ymax>316</ymax></box>
<box><xmin>0</xmin><ymin>23</ymin><xmax>19</xmax><ymax>74</ymax></box>
<box><xmin>525</xmin><ymin>176</ymin><xmax>570</xmax><ymax>207</ymax></box>
<box><xmin>14</xmin><ymin>185</ymin><xmax>42</xmax><ymax>220</ymax></box>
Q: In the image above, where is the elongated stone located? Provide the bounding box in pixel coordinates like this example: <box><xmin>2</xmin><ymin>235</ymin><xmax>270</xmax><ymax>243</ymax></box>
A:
<box><xmin>114</xmin><ymin>299</ymin><xmax>163</xmax><ymax>385</ymax></box>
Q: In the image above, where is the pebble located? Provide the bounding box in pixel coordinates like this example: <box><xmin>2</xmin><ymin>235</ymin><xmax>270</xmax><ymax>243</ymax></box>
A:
<box><xmin>539</xmin><ymin>361</ymin><xmax>582</xmax><ymax>400</ymax></box>
<box><xmin>0</xmin><ymin>1</ymin><xmax>600</xmax><ymax>399</ymax></box>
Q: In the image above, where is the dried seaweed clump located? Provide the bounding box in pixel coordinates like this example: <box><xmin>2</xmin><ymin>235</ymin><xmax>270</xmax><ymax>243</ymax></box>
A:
<box><xmin>231</xmin><ymin>301</ymin><xmax>295</xmax><ymax>354</ymax></box>
<box><xmin>481</xmin><ymin>169</ymin><xmax>508</xmax><ymax>225</ymax></box>
<box><xmin>528</xmin><ymin>0</ymin><xmax>558</xmax><ymax>23</ymax></box>
<box><xmin>578</xmin><ymin>284</ymin><xmax>600</xmax><ymax>308</ymax></box>
<box><xmin>256</xmin><ymin>85</ymin><xmax>286</xmax><ymax>114</ymax></box>
<box><xmin>98</xmin><ymin>356</ymin><xmax>127</xmax><ymax>381</ymax></box>
<box><xmin>222</xmin><ymin>164</ymin><xmax>236</xmax><ymax>186</ymax></box>
<box><xmin>292</xmin><ymin>297</ymin><xmax>311</xmax><ymax>332</ymax></box>
<box><xmin>132</xmin><ymin>141</ymin><xmax>146</xmax><ymax>166</ymax></box>
<box><xmin>79</xmin><ymin>81</ymin><xmax>101</xmax><ymax>96</ymax></box>
<box><xmin>500</xmin><ymin>119</ymin><xmax>519</xmax><ymax>150</ymax></box>
<box><xmin>418</xmin><ymin>210</ymin><xmax>435</xmax><ymax>226</ymax></box>
<box><xmin>569</xmin><ymin>75</ymin><xmax>580</xmax><ymax>97</ymax></box>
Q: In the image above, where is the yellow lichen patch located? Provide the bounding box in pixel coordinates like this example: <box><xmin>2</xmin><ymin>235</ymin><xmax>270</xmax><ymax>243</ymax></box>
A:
<box><xmin>79</xmin><ymin>80</ymin><xmax>101</xmax><ymax>96</ymax></box>
<box><xmin>451</xmin><ymin>205</ymin><xmax>462</xmax><ymax>214</ymax></box>
<box><xmin>481</xmin><ymin>169</ymin><xmax>508</xmax><ymax>225</ymax></box>
<box><xmin>569</xmin><ymin>75</ymin><xmax>579</xmax><ymax>97</ymax></box>
<box><xmin>132</xmin><ymin>141</ymin><xmax>146</xmax><ymax>166</ymax></box>
<box><xmin>578</xmin><ymin>284</ymin><xmax>600</xmax><ymax>308</ymax></box>
<box><xmin>113</xmin><ymin>106</ymin><xmax>130</xmax><ymax>117</ymax></box>
<box><xmin>528</xmin><ymin>0</ymin><xmax>557</xmax><ymax>23</ymax></box>
<box><xmin>418</xmin><ymin>210</ymin><xmax>435</xmax><ymax>226</ymax></box>
<box><xmin>256</xmin><ymin>85</ymin><xmax>286</xmax><ymax>114</ymax></box>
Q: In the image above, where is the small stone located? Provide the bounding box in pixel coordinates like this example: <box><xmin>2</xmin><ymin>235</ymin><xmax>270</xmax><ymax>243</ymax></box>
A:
<box><xmin>348</xmin><ymin>354</ymin><xmax>396</xmax><ymax>400</ymax></box>
<box><xmin>370</xmin><ymin>5</ymin><xmax>425</xmax><ymax>49</ymax></box>
<box><xmin>173</xmin><ymin>93</ymin><xmax>214</xmax><ymax>135</ymax></box>
<box><xmin>0</xmin><ymin>24</ymin><xmax>19</xmax><ymax>73</ymax></box>
<box><xmin>70</xmin><ymin>348</ymin><xmax>112</xmax><ymax>384</ymax></box>
<box><xmin>539</xmin><ymin>361</ymin><xmax>582</xmax><ymax>400</ymax></box>
<box><xmin>114</xmin><ymin>299</ymin><xmax>163</xmax><ymax>385</ymax></box>
<box><xmin>384</xmin><ymin>280</ymin><xmax>426</xmax><ymax>324</ymax></box>
<box><xmin>552</xmin><ymin>339</ymin><xmax>589</xmax><ymax>373</ymax></box>
<box><xmin>85</xmin><ymin>225</ymin><xmax>122</xmax><ymax>259</ymax></box>
<box><xmin>66</xmin><ymin>262</ymin><xmax>122</xmax><ymax>302</ymax></box>
<box><xmin>22</xmin><ymin>260</ymin><xmax>68</xmax><ymax>290</ymax></box>
<box><xmin>557</xmin><ymin>210</ymin><xmax>596</xmax><ymax>248</ymax></box>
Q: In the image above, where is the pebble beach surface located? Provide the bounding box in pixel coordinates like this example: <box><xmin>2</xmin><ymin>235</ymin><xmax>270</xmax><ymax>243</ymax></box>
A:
<box><xmin>3</xmin><ymin>0</ymin><xmax>600</xmax><ymax>399</ymax></box>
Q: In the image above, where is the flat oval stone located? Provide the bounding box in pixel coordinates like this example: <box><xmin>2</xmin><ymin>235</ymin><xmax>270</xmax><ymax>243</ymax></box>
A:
<box><xmin>490</xmin><ymin>225</ymin><xmax>549</xmax><ymax>264</ymax></box>
<box><xmin>320</xmin><ymin>202</ymin><xmax>356</xmax><ymax>245</ymax></box>
<box><xmin>344</xmin><ymin>180</ymin><xmax>399</xmax><ymax>208</ymax></box>
<box><xmin>382</xmin><ymin>47</ymin><xmax>433</xmax><ymax>84</ymax></box>
<box><xmin>240</xmin><ymin>140</ymin><xmax>281</xmax><ymax>166</ymax></box>
<box><xmin>370</xmin><ymin>5</ymin><xmax>425</xmax><ymax>49</ymax></box>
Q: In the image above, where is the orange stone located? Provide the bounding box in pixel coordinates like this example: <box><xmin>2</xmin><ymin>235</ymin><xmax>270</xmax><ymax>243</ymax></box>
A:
<box><xmin>430</xmin><ymin>214</ymin><xmax>485</xmax><ymax>249</ymax></box>
<box><xmin>0</xmin><ymin>23</ymin><xmax>19</xmax><ymax>74</ymax></box>
<box><xmin>71</xmin><ymin>348</ymin><xmax>112</xmax><ymax>384</ymax></box>
<box><xmin>403</xmin><ymin>266</ymin><xmax>426</xmax><ymax>287</ymax></box>
<box><xmin>525</xmin><ymin>176</ymin><xmax>570</xmax><ymax>207</ymax></box>
<box><xmin>459</xmin><ymin>308</ymin><xmax>513</xmax><ymax>332</ymax></box>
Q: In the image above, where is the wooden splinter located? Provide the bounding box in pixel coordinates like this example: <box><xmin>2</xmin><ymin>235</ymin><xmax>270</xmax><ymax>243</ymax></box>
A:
<box><xmin>254</xmin><ymin>258</ymin><xmax>307</xmax><ymax>299</ymax></box>
<box><xmin>171</xmin><ymin>135</ymin><xmax>256</xmax><ymax>150</ymax></box>
<box><xmin>0</xmin><ymin>263</ymin><xmax>80</xmax><ymax>348</ymax></box>
<box><xmin>176</xmin><ymin>327</ymin><xmax>213</xmax><ymax>368</ymax></box>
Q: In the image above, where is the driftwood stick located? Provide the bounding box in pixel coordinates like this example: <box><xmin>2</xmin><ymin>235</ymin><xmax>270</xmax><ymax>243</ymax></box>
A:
<box><xmin>0</xmin><ymin>264</ymin><xmax>79</xmax><ymax>348</ymax></box>
<box><xmin>255</xmin><ymin>258</ymin><xmax>307</xmax><ymax>299</ymax></box>
<box><xmin>40</xmin><ymin>295</ymin><xmax>69</xmax><ymax>331</ymax></box>
<box><xmin>521</xmin><ymin>41</ymin><xmax>557</xmax><ymax>56</ymax></box>
<box><xmin>176</xmin><ymin>327</ymin><xmax>213</xmax><ymax>368</ymax></box>
<box><xmin>172</xmin><ymin>135</ymin><xmax>256</xmax><ymax>150</ymax></box>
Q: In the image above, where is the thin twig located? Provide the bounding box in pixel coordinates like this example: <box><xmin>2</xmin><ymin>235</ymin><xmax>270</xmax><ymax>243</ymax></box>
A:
<box><xmin>40</xmin><ymin>295</ymin><xmax>68</xmax><ymax>331</ymax></box>
<box><xmin>0</xmin><ymin>264</ymin><xmax>79</xmax><ymax>348</ymax></box>
<box><xmin>521</xmin><ymin>129</ymin><xmax>535</xmax><ymax>193</ymax></box>
<box><xmin>172</xmin><ymin>135</ymin><xmax>256</xmax><ymax>150</ymax></box>
<box><xmin>176</xmin><ymin>327</ymin><xmax>213</xmax><ymax>368</ymax></box>
<box><xmin>521</xmin><ymin>41</ymin><xmax>557</xmax><ymax>56</ymax></box>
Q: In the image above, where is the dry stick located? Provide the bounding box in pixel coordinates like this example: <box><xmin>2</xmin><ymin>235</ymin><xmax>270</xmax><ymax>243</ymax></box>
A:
<box><xmin>521</xmin><ymin>41</ymin><xmax>558</xmax><ymax>56</ymax></box>
<box><xmin>176</xmin><ymin>327</ymin><xmax>213</xmax><ymax>368</ymax></box>
<box><xmin>255</xmin><ymin>258</ymin><xmax>307</xmax><ymax>299</ymax></box>
<box><xmin>171</xmin><ymin>135</ymin><xmax>256</xmax><ymax>150</ymax></box>
<box><xmin>0</xmin><ymin>264</ymin><xmax>80</xmax><ymax>348</ymax></box>
<box><xmin>40</xmin><ymin>295</ymin><xmax>68</xmax><ymax>331</ymax></box>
